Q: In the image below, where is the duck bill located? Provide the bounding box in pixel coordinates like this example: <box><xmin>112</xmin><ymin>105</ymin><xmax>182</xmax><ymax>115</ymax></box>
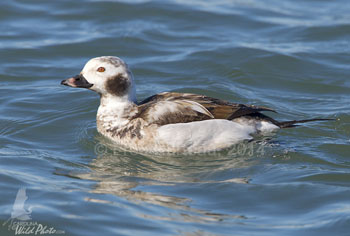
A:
<box><xmin>61</xmin><ymin>74</ymin><xmax>93</xmax><ymax>88</ymax></box>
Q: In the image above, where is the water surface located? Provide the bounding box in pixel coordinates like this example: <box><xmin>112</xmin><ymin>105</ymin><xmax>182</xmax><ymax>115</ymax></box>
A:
<box><xmin>0</xmin><ymin>0</ymin><xmax>350</xmax><ymax>235</ymax></box>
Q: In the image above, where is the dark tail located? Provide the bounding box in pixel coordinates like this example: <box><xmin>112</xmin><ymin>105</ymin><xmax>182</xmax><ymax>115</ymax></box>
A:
<box><xmin>277</xmin><ymin>118</ymin><xmax>334</xmax><ymax>128</ymax></box>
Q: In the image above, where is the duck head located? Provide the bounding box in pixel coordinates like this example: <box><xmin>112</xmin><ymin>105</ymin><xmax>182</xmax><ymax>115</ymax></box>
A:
<box><xmin>61</xmin><ymin>56</ymin><xmax>136</xmax><ymax>102</ymax></box>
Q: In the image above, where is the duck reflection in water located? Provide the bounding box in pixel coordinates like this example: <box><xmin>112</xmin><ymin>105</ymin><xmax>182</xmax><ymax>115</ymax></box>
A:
<box><xmin>68</xmin><ymin>135</ymin><xmax>268</xmax><ymax>223</ymax></box>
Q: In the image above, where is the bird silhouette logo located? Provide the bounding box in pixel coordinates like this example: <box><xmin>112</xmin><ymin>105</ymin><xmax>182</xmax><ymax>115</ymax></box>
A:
<box><xmin>3</xmin><ymin>188</ymin><xmax>32</xmax><ymax>227</ymax></box>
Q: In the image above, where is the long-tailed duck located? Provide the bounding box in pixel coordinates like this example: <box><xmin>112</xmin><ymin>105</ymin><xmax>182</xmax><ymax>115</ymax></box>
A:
<box><xmin>61</xmin><ymin>56</ymin><xmax>331</xmax><ymax>153</ymax></box>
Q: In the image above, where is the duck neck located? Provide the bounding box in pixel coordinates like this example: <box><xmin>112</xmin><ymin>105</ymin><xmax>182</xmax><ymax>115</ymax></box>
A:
<box><xmin>97</xmin><ymin>94</ymin><xmax>137</xmax><ymax>127</ymax></box>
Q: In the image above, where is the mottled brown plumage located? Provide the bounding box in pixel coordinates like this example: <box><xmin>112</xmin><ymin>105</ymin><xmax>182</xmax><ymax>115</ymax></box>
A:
<box><xmin>138</xmin><ymin>92</ymin><xmax>278</xmax><ymax>124</ymax></box>
<box><xmin>133</xmin><ymin>99</ymin><xmax>214</xmax><ymax>126</ymax></box>
<box><xmin>137</xmin><ymin>92</ymin><xmax>333</xmax><ymax>128</ymax></box>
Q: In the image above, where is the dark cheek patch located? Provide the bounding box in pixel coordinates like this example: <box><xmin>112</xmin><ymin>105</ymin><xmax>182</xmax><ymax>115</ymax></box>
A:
<box><xmin>105</xmin><ymin>74</ymin><xmax>130</xmax><ymax>96</ymax></box>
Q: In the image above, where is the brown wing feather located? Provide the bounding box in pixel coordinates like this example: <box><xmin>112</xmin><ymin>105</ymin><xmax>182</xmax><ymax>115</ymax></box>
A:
<box><xmin>135</xmin><ymin>99</ymin><xmax>213</xmax><ymax>126</ymax></box>
<box><xmin>138</xmin><ymin>92</ymin><xmax>276</xmax><ymax>120</ymax></box>
<box><xmin>138</xmin><ymin>92</ymin><xmax>333</xmax><ymax>128</ymax></box>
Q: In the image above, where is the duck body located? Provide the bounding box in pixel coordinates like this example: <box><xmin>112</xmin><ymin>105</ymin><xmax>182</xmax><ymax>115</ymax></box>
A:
<box><xmin>95</xmin><ymin>91</ymin><xmax>278</xmax><ymax>153</ymax></box>
<box><xmin>61</xmin><ymin>56</ymin><xmax>330</xmax><ymax>153</ymax></box>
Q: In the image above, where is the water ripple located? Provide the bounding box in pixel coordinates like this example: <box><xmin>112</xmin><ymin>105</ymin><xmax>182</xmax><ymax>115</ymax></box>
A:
<box><xmin>0</xmin><ymin>0</ymin><xmax>349</xmax><ymax>235</ymax></box>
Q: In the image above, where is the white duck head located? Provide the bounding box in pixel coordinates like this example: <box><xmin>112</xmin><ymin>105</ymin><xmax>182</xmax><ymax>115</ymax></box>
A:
<box><xmin>61</xmin><ymin>56</ymin><xmax>136</xmax><ymax>103</ymax></box>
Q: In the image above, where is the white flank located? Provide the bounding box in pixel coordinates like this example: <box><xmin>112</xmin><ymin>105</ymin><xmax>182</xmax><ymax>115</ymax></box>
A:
<box><xmin>157</xmin><ymin>119</ymin><xmax>256</xmax><ymax>152</ymax></box>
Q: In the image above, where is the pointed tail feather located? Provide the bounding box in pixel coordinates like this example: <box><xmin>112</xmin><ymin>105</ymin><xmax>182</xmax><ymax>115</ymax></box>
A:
<box><xmin>278</xmin><ymin>118</ymin><xmax>334</xmax><ymax>128</ymax></box>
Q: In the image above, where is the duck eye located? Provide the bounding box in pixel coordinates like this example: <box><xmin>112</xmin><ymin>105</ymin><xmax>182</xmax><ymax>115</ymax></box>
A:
<box><xmin>97</xmin><ymin>67</ymin><xmax>106</xmax><ymax>72</ymax></box>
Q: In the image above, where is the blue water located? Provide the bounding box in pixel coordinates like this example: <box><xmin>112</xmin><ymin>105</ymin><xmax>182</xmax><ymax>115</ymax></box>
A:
<box><xmin>1</xmin><ymin>0</ymin><xmax>350</xmax><ymax>235</ymax></box>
